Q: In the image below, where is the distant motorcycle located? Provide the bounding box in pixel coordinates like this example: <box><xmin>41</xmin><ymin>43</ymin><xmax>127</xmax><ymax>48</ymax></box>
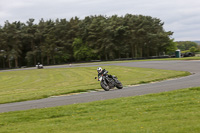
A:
<box><xmin>36</xmin><ymin>64</ymin><xmax>43</xmax><ymax>69</ymax></box>
<box><xmin>95</xmin><ymin>72</ymin><xmax>123</xmax><ymax>91</ymax></box>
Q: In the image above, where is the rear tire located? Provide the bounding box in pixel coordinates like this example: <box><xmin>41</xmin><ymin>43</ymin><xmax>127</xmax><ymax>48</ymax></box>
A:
<box><xmin>100</xmin><ymin>81</ymin><xmax>110</xmax><ymax>91</ymax></box>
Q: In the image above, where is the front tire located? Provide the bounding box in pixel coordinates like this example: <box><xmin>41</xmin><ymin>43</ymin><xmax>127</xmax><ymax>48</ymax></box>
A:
<box><xmin>115</xmin><ymin>80</ymin><xmax>123</xmax><ymax>89</ymax></box>
<box><xmin>100</xmin><ymin>81</ymin><xmax>110</xmax><ymax>91</ymax></box>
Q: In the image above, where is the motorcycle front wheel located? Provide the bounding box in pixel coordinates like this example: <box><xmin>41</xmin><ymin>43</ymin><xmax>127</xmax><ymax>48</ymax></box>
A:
<box><xmin>115</xmin><ymin>80</ymin><xmax>123</xmax><ymax>89</ymax></box>
<box><xmin>100</xmin><ymin>81</ymin><xmax>110</xmax><ymax>91</ymax></box>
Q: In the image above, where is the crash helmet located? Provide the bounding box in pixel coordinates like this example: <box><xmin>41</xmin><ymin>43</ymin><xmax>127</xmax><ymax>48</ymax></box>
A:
<box><xmin>97</xmin><ymin>67</ymin><xmax>102</xmax><ymax>73</ymax></box>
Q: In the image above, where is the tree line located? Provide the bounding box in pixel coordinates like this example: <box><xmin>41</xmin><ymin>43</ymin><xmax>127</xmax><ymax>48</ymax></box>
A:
<box><xmin>176</xmin><ymin>41</ymin><xmax>199</xmax><ymax>52</ymax></box>
<box><xmin>0</xmin><ymin>14</ymin><xmax>176</xmax><ymax>68</ymax></box>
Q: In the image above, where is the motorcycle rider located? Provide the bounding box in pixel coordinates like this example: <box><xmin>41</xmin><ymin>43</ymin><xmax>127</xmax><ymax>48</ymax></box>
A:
<box><xmin>96</xmin><ymin>67</ymin><xmax>123</xmax><ymax>90</ymax></box>
<box><xmin>97</xmin><ymin>67</ymin><xmax>113</xmax><ymax>80</ymax></box>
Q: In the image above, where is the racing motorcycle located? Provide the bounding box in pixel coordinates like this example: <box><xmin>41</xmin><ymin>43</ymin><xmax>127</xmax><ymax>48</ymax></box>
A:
<box><xmin>95</xmin><ymin>72</ymin><xmax>123</xmax><ymax>91</ymax></box>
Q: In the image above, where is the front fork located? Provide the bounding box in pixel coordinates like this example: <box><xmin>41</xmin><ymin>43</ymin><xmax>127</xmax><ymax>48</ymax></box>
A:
<box><xmin>102</xmin><ymin>76</ymin><xmax>108</xmax><ymax>86</ymax></box>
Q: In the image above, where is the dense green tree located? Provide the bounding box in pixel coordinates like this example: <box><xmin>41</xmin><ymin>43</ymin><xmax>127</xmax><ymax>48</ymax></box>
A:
<box><xmin>176</xmin><ymin>41</ymin><xmax>198</xmax><ymax>51</ymax></box>
<box><xmin>73</xmin><ymin>38</ymin><xmax>96</xmax><ymax>61</ymax></box>
<box><xmin>190</xmin><ymin>46</ymin><xmax>197</xmax><ymax>53</ymax></box>
<box><xmin>0</xmin><ymin>14</ymin><xmax>176</xmax><ymax>68</ymax></box>
<box><xmin>1</xmin><ymin>21</ymin><xmax>24</xmax><ymax>68</ymax></box>
<box><xmin>25</xmin><ymin>19</ymin><xmax>38</xmax><ymax>66</ymax></box>
<box><xmin>0</xmin><ymin>26</ymin><xmax>6</xmax><ymax>68</ymax></box>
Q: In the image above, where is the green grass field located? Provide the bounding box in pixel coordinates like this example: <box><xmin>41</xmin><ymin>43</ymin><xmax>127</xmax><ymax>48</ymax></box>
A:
<box><xmin>0</xmin><ymin>66</ymin><xmax>190</xmax><ymax>104</ymax></box>
<box><xmin>0</xmin><ymin>87</ymin><xmax>199</xmax><ymax>133</ymax></box>
<box><xmin>0</xmin><ymin>59</ymin><xmax>199</xmax><ymax>132</ymax></box>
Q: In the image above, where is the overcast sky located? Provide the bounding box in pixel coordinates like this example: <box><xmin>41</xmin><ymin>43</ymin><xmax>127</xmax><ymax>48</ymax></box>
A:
<box><xmin>0</xmin><ymin>0</ymin><xmax>200</xmax><ymax>41</ymax></box>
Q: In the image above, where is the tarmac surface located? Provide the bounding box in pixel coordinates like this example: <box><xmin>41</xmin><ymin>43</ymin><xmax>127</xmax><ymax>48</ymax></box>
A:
<box><xmin>0</xmin><ymin>60</ymin><xmax>200</xmax><ymax>113</ymax></box>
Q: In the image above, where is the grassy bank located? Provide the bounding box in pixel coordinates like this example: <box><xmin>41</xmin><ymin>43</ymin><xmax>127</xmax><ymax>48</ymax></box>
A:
<box><xmin>75</xmin><ymin>56</ymin><xmax>200</xmax><ymax>65</ymax></box>
<box><xmin>0</xmin><ymin>87</ymin><xmax>199</xmax><ymax>133</ymax></box>
<box><xmin>0</xmin><ymin>66</ymin><xmax>190</xmax><ymax>104</ymax></box>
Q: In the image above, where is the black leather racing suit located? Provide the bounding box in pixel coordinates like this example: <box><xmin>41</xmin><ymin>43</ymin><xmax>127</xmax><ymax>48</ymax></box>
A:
<box><xmin>98</xmin><ymin>69</ymin><xmax>112</xmax><ymax>80</ymax></box>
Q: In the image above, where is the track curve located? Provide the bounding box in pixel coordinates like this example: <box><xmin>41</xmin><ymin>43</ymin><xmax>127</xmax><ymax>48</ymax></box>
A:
<box><xmin>0</xmin><ymin>60</ymin><xmax>200</xmax><ymax>113</ymax></box>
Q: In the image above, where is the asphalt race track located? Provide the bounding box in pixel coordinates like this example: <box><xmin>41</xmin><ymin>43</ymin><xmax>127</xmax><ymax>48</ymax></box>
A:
<box><xmin>0</xmin><ymin>60</ymin><xmax>200</xmax><ymax>113</ymax></box>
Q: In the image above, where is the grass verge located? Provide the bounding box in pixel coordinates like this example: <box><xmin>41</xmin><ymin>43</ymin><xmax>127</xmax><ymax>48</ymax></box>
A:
<box><xmin>0</xmin><ymin>66</ymin><xmax>190</xmax><ymax>104</ymax></box>
<box><xmin>70</xmin><ymin>56</ymin><xmax>200</xmax><ymax>66</ymax></box>
<box><xmin>0</xmin><ymin>87</ymin><xmax>199</xmax><ymax>133</ymax></box>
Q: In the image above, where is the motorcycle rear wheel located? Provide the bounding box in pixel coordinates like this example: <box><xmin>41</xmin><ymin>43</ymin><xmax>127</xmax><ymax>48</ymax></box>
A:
<box><xmin>100</xmin><ymin>81</ymin><xmax>110</xmax><ymax>91</ymax></box>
